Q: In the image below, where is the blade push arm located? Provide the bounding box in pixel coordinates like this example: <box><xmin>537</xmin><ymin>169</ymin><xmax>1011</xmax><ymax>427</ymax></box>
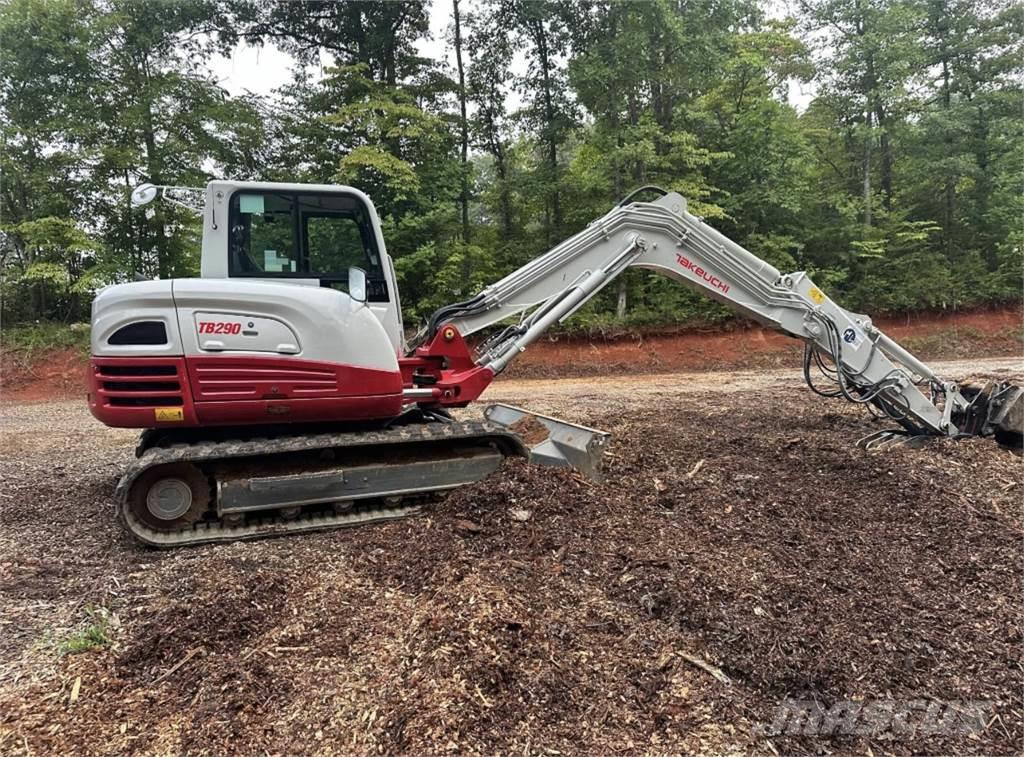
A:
<box><xmin>424</xmin><ymin>190</ymin><xmax>975</xmax><ymax>436</ymax></box>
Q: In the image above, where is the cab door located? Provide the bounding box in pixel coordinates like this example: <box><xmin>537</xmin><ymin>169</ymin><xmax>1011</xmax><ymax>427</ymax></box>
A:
<box><xmin>202</xmin><ymin>182</ymin><xmax>405</xmax><ymax>354</ymax></box>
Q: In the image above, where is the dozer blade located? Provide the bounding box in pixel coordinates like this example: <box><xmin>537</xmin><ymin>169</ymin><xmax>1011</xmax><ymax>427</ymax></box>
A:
<box><xmin>483</xmin><ymin>403</ymin><xmax>611</xmax><ymax>481</ymax></box>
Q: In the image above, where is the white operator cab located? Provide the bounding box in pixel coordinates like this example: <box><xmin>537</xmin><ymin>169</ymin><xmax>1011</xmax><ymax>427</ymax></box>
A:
<box><xmin>199</xmin><ymin>181</ymin><xmax>405</xmax><ymax>354</ymax></box>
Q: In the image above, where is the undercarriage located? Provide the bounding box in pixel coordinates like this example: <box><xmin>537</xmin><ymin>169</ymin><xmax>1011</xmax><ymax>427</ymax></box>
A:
<box><xmin>117</xmin><ymin>406</ymin><xmax>609</xmax><ymax>547</ymax></box>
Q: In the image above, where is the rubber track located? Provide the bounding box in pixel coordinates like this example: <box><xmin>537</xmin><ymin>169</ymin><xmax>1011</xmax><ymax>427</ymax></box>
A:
<box><xmin>116</xmin><ymin>421</ymin><xmax>527</xmax><ymax>548</ymax></box>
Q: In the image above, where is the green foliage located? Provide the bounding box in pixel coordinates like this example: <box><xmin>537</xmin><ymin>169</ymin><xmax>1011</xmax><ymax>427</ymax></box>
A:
<box><xmin>1</xmin><ymin>0</ymin><xmax>268</xmax><ymax>324</ymax></box>
<box><xmin>54</xmin><ymin>607</ymin><xmax>112</xmax><ymax>656</ymax></box>
<box><xmin>395</xmin><ymin>239</ymin><xmax>502</xmax><ymax>321</ymax></box>
<box><xmin>325</xmin><ymin>62</ymin><xmax>448</xmax><ymax>209</ymax></box>
<box><xmin>1</xmin><ymin>321</ymin><xmax>91</xmax><ymax>354</ymax></box>
<box><xmin>0</xmin><ymin>0</ymin><xmax>1020</xmax><ymax>334</ymax></box>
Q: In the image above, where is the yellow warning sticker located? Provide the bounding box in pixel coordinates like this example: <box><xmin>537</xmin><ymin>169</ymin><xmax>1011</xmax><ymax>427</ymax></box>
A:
<box><xmin>808</xmin><ymin>287</ymin><xmax>826</xmax><ymax>305</ymax></box>
<box><xmin>154</xmin><ymin>408</ymin><xmax>184</xmax><ymax>422</ymax></box>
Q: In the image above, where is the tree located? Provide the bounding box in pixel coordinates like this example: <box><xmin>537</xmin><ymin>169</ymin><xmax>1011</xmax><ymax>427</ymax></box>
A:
<box><xmin>798</xmin><ymin>0</ymin><xmax>923</xmax><ymax>225</ymax></box>
<box><xmin>563</xmin><ymin>0</ymin><xmax>743</xmax><ymax>320</ymax></box>
<box><xmin>909</xmin><ymin>0</ymin><xmax>1023</xmax><ymax>265</ymax></box>
<box><xmin>231</xmin><ymin>0</ymin><xmax>429</xmax><ymax>86</ymax></box>
<box><xmin>694</xmin><ymin>19</ymin><xmax>814</xmax><ymax>268</ymax></box>
<box><xmin>0</xmin><ymin>0</ymin><xmax>98</xmax><ymax>320</ymax></box>
<box><xmin>2</xmin><ymin>0</ymin><xmax>1020</xmax><ymax>328</ymax></box>
<box><xmin>500</xmin><ymin>0</ymin><xmax>577</xmax><ymax>243</ymax></box>
<box><xmin>2</xmin><ymin>0</ymin><xmax>272</xmax><ymax>322</ymax></box>
<box><xmin>466</xmin><ymin>3</ymin><xmax>516</xmax><ymax>239</ymax></box>
<box><xmin>451</xmin><ymin>0</ymin><xmax>470</xmax><ymax>244</ymax></box>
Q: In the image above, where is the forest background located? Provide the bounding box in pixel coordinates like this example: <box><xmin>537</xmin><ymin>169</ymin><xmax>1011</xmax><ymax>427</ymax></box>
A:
<box><xmin>2</xmin><ymin>0</ymin><xmax>1021</xmax><ymax>338</ymax></box>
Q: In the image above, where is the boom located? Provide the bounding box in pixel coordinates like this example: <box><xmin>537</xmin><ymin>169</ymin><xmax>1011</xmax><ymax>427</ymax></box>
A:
<box><xmin>422</xmin><ymin>188</ymin><xmax>1014</xmax><ymax>439</ymax></box>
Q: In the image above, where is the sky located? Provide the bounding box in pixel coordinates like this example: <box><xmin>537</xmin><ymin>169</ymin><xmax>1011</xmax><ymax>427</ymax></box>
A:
<box><xmin>208</xmin><ymin>1</ymin><xmax>455</xmax><ymax>98</ymax></box>
<box><xmin>208</xmin><ymin>1</ymin><xmax>815</xmax><ymax>111</ymax></box>
<box><xmin>210</xmin><ymin>41</ymin><xmax>295</xmax><ymax>96</ymax></box>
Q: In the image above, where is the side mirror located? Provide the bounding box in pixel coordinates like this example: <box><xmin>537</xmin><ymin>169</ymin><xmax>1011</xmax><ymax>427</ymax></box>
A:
<box><xmin>130</xmin><ymin>183</ymin><xmax>159</xmax><ymax>208</ymax></box>
<box><xmin>348</xmin><ymin>266</ymin><xmax>367</xmax><ymax>304</ymax></box>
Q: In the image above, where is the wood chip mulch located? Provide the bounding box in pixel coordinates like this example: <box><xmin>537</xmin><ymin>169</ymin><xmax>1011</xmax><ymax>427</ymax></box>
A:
<box><xmin>0</xmin><ymin>385</ymin><xmax>1021</xmax><ymax>755</ymax></box>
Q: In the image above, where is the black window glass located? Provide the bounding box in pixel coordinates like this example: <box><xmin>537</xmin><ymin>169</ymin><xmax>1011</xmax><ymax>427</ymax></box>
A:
<box><xmin>230</xmin><ymin>193</ymin><xmax>300</xmax><ymax>274</ymax></box>
<box><xmin>108</xmin><ymin>321</ymin><xmax>168</xmax><ymax>345</ymax></box>
<box><xmin>228</xmin><ymin>191</ymin><xmax>388</xmax><ymax>302</ymax></box>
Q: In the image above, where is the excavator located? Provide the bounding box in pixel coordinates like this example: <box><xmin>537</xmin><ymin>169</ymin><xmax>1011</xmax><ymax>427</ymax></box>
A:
<box><xmin>87</xmin><ymin>180</ymin><xmax>1023</xmax><ymax>546</ymax></box>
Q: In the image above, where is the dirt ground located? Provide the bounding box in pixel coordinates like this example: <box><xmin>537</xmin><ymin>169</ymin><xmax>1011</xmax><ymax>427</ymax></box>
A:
<box><xmin>0</xmin><ymin>356</ymin><xmax>1022</xmax><ymax>755</ymax></box>
<box><xmin>504</xmin><ymin>307</ymin><xmax>1023</xmax><ymax>380</ymax></box>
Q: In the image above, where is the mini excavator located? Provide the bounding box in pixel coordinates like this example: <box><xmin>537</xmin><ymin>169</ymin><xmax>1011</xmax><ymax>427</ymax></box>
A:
<box><xmin>87</xmin><ymin>181</ymin><xmax>1023</xmax><ymax>546</ymax></box>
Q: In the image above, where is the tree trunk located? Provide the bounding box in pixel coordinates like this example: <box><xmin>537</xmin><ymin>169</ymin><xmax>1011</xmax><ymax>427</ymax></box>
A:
<box><xmin>493</xmin><ymin>139</ymin><xmax>513</xmax><ymax>238</ymax></box>
<box><xmin>124</xmin><ymin>170</ymin><xmax>137</xmax><ymax>275</ymax></box>
<box><xmin>973</xmin><ymin>104</ymin><xmax>995</xmax><ymax>267</ymax></box>
<box><xmin>875</xmin><ymin>106</ymin><xmax>893</xmax><ymax>211</ymax></box>
<box><xmin>139</xmin><ymin>55</ymin><xmax>167</xmax><ymax>278</ymax></box>
<box><xmin>856</xmin><ymin>2</ymin><xmax>874</xmax><ymax>228</ymax></box>
<box><xmin>482</xmin><ymin>105</ymin><xmax>513</xmax><ymax>238</ymax></box>
<box><xmin>532</xmin><ymin>19</ymin><xmax>561</xmax><ymax>237</ymax></box>
<box><xmin>616</xmin><ymin>278</ymin><xmax>627</xmax><ymax>319</ymax></box>
<box><xmin>453</xmin><ymin>0</ymin><xmax>470</xmax><ymax>244</ymax></box>
<box><xmin>347</xmin><ymin>3</ymin><xmax>370</xmax><ymax>71</ymax></box>
<box><xmin>940</xmin><ymin>54</ymin><xmax>955</xmax><ymax>253</ymax></box>
<box><xmin>863</xmin><ymin>109</ymin><xmax>872</xmax><ymax>227</ymax></box>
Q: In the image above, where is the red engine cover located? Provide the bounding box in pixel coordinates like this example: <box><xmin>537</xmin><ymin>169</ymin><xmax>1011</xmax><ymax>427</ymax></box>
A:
<box><xmin>88</xmin><ymin>355</ymin><xmax>405</xmax><ymax>429</ymax></box>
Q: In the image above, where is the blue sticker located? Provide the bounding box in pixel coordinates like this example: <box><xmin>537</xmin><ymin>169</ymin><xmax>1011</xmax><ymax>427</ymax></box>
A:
<box><xmin>842</xmin><ymin>327</ymin><xmax>864</xmax><ymax>348</ymax></box>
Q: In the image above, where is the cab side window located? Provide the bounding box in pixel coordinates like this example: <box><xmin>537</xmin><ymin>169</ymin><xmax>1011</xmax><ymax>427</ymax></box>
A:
<box><xmin>230</xmin><ymin>193</ymin><xmax>300</xmax><ymax>274</ymax></box>
<box><xmin>300</xmin><ymin>194</ymin><xmax>380</xmax><ymax>273</ymax></box>
<box><xmin>306</xmin><ymin>215</ymin><xmax>365</xmax><ymax>272</ymax></box>
<box><xmin>227</xmin><ymin>190</ymin><xmax>389</xmax><ymax>302</ymax></box>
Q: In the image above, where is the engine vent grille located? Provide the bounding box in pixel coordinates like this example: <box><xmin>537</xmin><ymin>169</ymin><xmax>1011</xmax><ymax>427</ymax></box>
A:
<box><xmin>102</xmin><ymin>381</ymin><xmax>180</xmax><ymax>393</ymax></box>
<box><xmin>99</xmin><ymin>365</ymin><xmax>177</xmax><ymax>377</ymax></box>
<box><xmin>96</xmin><ymin>362</ymin><xmax>184</xmax><ymax>407</ymax></box>
<box><xmin>108</xmin><ymin>395</ymin><xmax>183</xmax><ymax>407</ymax></box>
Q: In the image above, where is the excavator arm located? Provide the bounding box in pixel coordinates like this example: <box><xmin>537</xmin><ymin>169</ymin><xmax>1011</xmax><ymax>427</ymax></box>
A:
<box><xmin>415</xmin><ymin>188</ymin><xmax>1021</xmax><ymax>444</ymax></box>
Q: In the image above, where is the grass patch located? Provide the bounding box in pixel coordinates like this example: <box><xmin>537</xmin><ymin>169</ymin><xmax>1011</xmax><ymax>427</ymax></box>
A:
<box><xmin>900</xmin><ymin>326</ymin><xmax>985</xmax><ymax>355</ymax></box>
<box><xmin>57</xmin><ymin>608</ymin><xmax>112</xmax><ymax>655</ymax></box>
<box><xmin>543</xmin><ymin>310</ymin><xmax>741</xmax><ymax>340</ymax></box>
<box><xmin>1</xmin><ymin>321</ymin><xmax>91</xmax><ymax>354</ymax></box>
<box><xmin>993</xmin><ymin>324</ymin><xmax>1024</xmax><ymax>342</ymax></box>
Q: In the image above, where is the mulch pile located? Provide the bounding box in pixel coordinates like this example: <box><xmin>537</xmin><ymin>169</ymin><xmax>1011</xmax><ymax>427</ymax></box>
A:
<box><xmin>0</xmin><ymin>386</ymin><xmax>1021</xmax><ymax>754</ymax></box>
